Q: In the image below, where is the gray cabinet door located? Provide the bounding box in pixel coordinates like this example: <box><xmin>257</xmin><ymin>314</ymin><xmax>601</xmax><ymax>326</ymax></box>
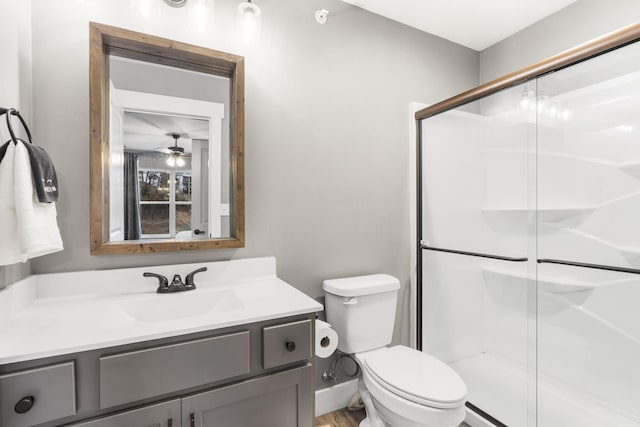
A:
<box><xmin>68</xmin><ymin>399</ymin><xmax>180</xmax><ymax>427</ymax></box>
<box><xmin>182</xmin><ymin>364</ymin><xmax>313</xmax><ymax>427</ymax></box>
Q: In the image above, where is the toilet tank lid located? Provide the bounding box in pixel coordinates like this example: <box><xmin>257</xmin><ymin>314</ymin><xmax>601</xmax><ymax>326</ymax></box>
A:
<box><xmin>323</xmin><ymin>274</ymin><xmax>400</xmax><ymax>297</ymax></box>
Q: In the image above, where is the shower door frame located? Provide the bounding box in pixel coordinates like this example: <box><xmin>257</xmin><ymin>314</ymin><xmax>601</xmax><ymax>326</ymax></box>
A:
<box><xmin>415</xmin><ymin>22</ymin><xmax>640</xmax><ymax>426</ymax></box>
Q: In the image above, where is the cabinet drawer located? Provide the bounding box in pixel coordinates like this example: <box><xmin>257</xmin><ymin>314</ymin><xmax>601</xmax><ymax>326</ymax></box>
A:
<box><xmin>100</xmin><ymin>331</ymin><xmax>250</xmax><ymax>409</ymax></box>
<box><xmin>263</xmin><ymin>319</ymin><xmax>312</xmax><ymax>369</ymax></box>
<box><xmin>0</xmin><ymin>361</ymin><xmax>76</xmax><ymax>427</ymax></box>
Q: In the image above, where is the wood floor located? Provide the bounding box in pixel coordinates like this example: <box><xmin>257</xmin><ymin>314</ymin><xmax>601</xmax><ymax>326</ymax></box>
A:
<box><xmin>315</xmin><ymin>408</ymin><xmax>471</xmax><ymax>427</ymax></box>
<box><xmin>315</xmin><ymin>407</ymin><xmax>366</xmax><ymax>427</ymax></box>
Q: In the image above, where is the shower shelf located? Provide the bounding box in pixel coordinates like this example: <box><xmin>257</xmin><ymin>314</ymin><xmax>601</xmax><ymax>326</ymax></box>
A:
<box><xmin>484</xmin><ymin>149</ymin><xmax>640</xmax><ymax>179</ymax></box>
<box><xmin>619</xmin><ymin>162</ymin><xmax>640</xmax><ymax>180</ymax></box>
<box><xmin>483</xmin><ymin>148</ymin><xmax>615</xmax><ymax>165</ymax></box>
<box><xmin>482</xmin><ymin>266</ymin><xmax>595</xmax><ymax>293</ymax></box>
<box><xmin>482</xmin><ymin>207</ymin><xmax>594</xmax><ymax>223</ymax></box>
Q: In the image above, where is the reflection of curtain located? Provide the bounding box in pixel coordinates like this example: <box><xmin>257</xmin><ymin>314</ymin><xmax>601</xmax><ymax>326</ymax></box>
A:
<box><xmin>124</xmin><ymin>153</ymin><xmax>141</xmax><ymax>240</ymax></box>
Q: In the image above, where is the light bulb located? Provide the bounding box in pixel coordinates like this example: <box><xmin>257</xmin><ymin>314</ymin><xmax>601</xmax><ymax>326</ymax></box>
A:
<box><xmin>176</xmin><ymin>156</ymin><xmax>186</xmax><ymax>167</ymax></box>
<box><xmin>189</xmin><ymin>0</ymin><xmax>212</xmax><ymax>32</ymax></box>
<box><xmin>166</xmin><ymin>156</ymin><xmax>176</xmax><ymax>167</ymax></box>
<box><xmin>237</xmin><ymin>1</ymin><xmax>261</xmax><ymax>44</ymax></box>
<box><xmin>132</xmin><ymin>0</ymin><xmax>155</xmax><ymax>19</ymax></box>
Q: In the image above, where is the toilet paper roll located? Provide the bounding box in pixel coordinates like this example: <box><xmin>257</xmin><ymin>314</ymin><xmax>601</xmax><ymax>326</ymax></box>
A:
<box><xmin>315</xmin><ymin>319</ymin><xmax>338</xmax><ymax>358</ymax></box>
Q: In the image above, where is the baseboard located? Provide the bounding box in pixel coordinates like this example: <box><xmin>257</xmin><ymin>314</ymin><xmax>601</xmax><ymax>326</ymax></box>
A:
<box><xmin>315</xmin><ymin>379</ymin><xmax>359</xmax><ymax>417</ymax></box>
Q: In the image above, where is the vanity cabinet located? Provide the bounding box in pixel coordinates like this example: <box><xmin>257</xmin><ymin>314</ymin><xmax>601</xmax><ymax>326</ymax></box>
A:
<box><xmin>0</xmin><ymin>314</ymin><xmax>315</xmax><ymax>427</ymax></box>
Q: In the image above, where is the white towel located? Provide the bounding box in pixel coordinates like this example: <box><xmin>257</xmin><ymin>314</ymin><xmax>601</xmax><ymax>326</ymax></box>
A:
<box><xmin>14</xmin><ymin>141</ymin><xmax>63</xmax><ymax>259</ymax></box>
<box><xmin>0</xmin><ymin>143</ymin><xmax>27</xmax><ymax>265</ymax></box>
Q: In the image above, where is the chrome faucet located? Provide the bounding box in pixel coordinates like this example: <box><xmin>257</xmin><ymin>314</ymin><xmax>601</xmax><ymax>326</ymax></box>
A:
<box><xmin>143</xmin><ymin>267</ymin><xmax>208</xmax><ymax>294</ymax></box>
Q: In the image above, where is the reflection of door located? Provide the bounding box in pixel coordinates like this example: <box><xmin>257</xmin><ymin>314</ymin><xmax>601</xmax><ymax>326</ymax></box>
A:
<box><xmin>115</xmin><ymin>89</ymin><xmax>224</xmax><ymax>239</ymax></box>
<box><xmin>191</xmin><ymin>139</ymin><xmax>209</xmax><ymax>236</ymax></box>
<box><xmin>108</xmin><ymin>81</ymin><xmax>125</xmax><ymax>241</ymax></box>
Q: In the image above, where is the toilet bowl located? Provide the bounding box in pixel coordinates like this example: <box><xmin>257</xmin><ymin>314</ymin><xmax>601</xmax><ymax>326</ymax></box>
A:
<box><xmin>356</xmin><ymin>346</ymin><xmax>466</xmax><ymax>427</ymax></box>
<box><xmin>323</xmin><ymin>274</ymin><xmax>467</xmax><ymax>427</ymax></box>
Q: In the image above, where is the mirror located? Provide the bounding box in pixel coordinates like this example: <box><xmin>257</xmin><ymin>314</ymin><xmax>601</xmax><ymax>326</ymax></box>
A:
<box><xmin>90</xmin><ymin>23</ymin><xmax>244</xmax><ymax>254</ymax></box>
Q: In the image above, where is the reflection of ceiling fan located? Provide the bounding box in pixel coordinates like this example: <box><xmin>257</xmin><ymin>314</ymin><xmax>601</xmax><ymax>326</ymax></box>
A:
<box><xmin>156</xmin><ymin>133</ymin><xmax>191</xmax><ymax>167</ymax></box>
<box><xmin>156</xmin><ymin>133</ymin><xmax>189</xmax><ymax>155</ymax></box>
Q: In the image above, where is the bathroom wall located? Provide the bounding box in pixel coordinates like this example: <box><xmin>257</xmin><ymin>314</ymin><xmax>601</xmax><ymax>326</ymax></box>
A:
<box><xmin>28</xmin><ymin>0</ymin><xmax>478</xmax><ymax>351</ymax></box>
<box><xmin>0</xmin><ymin>0</ymin><xmax>32</xmax><ymax>289</ymax></box>
<box><xmin>479</xmin><ymin>0</ymin><xmax>640</xmax><ymax>83</ymax></box>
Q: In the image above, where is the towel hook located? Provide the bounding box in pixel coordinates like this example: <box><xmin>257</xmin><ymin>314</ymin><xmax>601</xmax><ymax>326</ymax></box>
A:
<box><xmin>2</xmin><ymin>108</ymin><xmax>33</xmax><ymax>145</ymax></box>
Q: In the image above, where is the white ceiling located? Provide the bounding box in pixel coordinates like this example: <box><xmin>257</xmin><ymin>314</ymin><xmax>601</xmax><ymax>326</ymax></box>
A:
<box><xmin>340</xmin><ymin>0</ymin><xmax>578</xmax><ymax>51</ymax></box>
<box><xmin>123</xmin><ymin>111</ymin><xmax>209</xmax><ymax>153</ymax></box>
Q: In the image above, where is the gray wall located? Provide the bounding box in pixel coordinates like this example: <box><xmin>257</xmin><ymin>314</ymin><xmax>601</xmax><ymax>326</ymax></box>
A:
<box><xmin>28</xmin><ymin>0</ymin><xmax>478</xmax><ymax>351</ymax></box>
<box><xmin>480</xmin><ymin>0</ymin><xmax>640</xmax><ymax>83</ymax></box>
<box><xmin>0</xmin><ymin>0</ymin><xmax>32</xmax><ymax>289</ymax></box>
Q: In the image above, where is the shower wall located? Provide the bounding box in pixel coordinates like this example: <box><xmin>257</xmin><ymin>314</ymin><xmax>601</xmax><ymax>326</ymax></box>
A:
<box><xmin>419</xmin><ymin>35</ymin><xmax>640</xmax><ymax>427</ymax></box>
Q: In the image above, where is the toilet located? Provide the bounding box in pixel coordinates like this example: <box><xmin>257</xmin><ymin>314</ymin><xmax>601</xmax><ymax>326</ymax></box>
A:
<box><xmin>323</xmin><ymin>274</ymin><xmax>467</xmax><ymax>427</ymax></box>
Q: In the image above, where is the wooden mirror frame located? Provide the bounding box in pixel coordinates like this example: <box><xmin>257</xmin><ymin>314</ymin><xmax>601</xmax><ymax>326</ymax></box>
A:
<box><xmin>89</xmin><ymin>22</ymin><xmax>245</xmax><ymax>254</ymax></box>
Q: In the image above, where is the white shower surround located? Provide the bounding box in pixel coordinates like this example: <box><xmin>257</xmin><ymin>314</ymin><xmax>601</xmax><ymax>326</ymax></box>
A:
<box><xmin>420</xmin><ymin>40</ymin><xmax>640</xmax><ymax>427</ymax></box>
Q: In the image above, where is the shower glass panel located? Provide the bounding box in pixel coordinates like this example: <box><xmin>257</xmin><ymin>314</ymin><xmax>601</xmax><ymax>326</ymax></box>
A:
<box><xmin>537</xmin><ymin>40</ymin><xmax>640</xmax><ymax>426</ymax></box>
<box><xmin>420</xmin><ymin>81</ymin><xmax>536</xmax><ymax>426</ymax></box>
<box><xmin>420</xmin><ymin>84</ymin><xmax>534</xmax><ymax>257</ymax></box>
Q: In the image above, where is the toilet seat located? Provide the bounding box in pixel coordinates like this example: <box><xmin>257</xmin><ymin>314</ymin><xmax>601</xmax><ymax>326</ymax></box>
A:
<box><xmin>360</xmin><ymin>346</ymin><xmax>467</xmax><ymax>409</ymax></box>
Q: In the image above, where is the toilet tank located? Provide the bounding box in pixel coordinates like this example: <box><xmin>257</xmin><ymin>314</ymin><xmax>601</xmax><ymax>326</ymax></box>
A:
<box><xmin>323</xmin><ymin>274</ymin><xmax>400</xmax><ymax>354</ymax></box>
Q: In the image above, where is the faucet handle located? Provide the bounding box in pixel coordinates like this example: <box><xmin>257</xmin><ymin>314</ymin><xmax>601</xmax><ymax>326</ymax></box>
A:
<box><xmin>185</xmin><ymin>267</ymin><xmax>207</xmax><ymax>290</ymax></box>
<box><xmin>143</xmin><ymin>272</ymin><xmax>169</xmax><ymax>293</ymax></box>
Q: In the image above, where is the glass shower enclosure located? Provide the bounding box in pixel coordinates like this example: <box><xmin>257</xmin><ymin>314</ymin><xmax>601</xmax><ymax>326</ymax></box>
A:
<box><xmin>417</xmin><ymin>24</ymin><xmax>640</xmax><ymax>427</ymax></box>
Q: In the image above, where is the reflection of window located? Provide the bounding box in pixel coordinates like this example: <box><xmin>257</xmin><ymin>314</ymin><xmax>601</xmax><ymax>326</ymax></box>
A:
<box><xmin>139</xmin><ymin>170</ymin><xmax>192</xmax><ymax>237</ymax></box>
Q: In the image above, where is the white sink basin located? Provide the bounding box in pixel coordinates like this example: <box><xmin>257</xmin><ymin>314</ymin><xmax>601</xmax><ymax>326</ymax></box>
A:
<box><xmin>117</xmin><ymin>289</ymin><xmax>244</xmax><ymax>322</ymax></box>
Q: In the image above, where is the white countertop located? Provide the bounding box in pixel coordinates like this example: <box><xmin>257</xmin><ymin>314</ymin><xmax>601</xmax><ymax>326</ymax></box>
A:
<box><xmin>0</xmin><ymin>257</ymin><xmax>323</xmax><ymax>365</ymax></box>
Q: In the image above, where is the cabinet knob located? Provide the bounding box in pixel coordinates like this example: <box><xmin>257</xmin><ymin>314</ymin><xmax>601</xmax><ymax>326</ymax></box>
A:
<box><xmin>285</xmin><ymin>340</ymin><xmax>296</xmax><ymax>352</ymax></box>
<box><xmin>14</xmin><ymin>396</ymin><xmax>35</xmax><ymax>414</ymax></box>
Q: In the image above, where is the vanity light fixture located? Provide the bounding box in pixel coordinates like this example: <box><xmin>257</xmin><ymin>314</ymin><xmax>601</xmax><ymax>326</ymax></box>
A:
<box><xmin>133</xmin><ymin>0</ymin><xmax>157</xmax><ymax>19</ymax></box>
<box><xmin>237</xmin><ymin>0</ymin><xmax>261</xmax><ymax>44</ymax></box>
<box><xmin>189</xmin><ymin>0</ymin><xmax>212</xmax><ymax>32</ymax></box>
